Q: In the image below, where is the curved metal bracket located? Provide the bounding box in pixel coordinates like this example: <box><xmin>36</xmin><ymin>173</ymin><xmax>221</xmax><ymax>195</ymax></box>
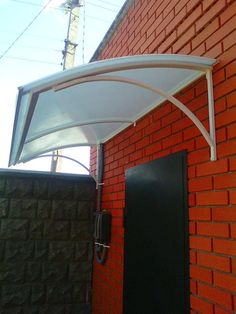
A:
<box><xmin>29</xmin><ymin>153</ymin><xmax>98</xmax><ymax>184</ymax></box>
<box><xmin>59</xmin><ymin>72</ymin><xmax>216</xmax><ymax>161</ymax></box>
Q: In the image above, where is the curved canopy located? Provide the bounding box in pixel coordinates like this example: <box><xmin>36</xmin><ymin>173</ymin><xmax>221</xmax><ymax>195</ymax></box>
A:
<box><xmin>9</xmin><ymin>54</ymin><xmax>217</xmax><ymax>166</ymax></box>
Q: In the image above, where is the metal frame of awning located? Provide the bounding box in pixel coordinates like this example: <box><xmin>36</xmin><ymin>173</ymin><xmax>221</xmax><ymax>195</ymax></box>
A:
<box><xmin>9</xmin><ymin>54</ymin><xmax>217</xmax><ymax>167</ymax></box>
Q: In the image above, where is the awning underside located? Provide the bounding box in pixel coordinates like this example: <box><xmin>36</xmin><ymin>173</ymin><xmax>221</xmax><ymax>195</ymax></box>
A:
<box><xmin>9</xmin><ymin>54</ymin><xmax>217</xmax><ymax>166</ymax></box>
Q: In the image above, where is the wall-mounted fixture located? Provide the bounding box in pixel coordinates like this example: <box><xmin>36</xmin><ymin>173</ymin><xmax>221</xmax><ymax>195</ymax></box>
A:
<box><xmin>94</xmin><ymin>210</ymin><xmax>112</xmax><ymax>264</ymax></box>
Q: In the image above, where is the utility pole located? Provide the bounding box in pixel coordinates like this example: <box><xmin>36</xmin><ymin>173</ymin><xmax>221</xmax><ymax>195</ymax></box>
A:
<box><xmin>50</xmin><ymin>0</ymin><xmax>81</xmax><ymax>172</ymax></box>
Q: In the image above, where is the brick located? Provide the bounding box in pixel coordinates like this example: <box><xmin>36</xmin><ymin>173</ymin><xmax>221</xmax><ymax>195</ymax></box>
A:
<box><xmin>154</xmin><ymin>103</ymin><xmax>172</xmax><ymax>120</ymax></box>
<box><xmin>172</xmin><ymin>116</ymin><xmax>192</xmax><ymax>132</ymax></box>
<box><xmin>198</xmin><ymin>282</ymin><xmax>233</xmax><ymax>309</ymax></box>
<box><xmin>162</xmin><ymin>132</ymin><xmax>183</xmax><ymax>149</ymax></box>
<box><xmin>190</xmin><ymin>250</ymin><xmax>197</xmax><ymax>264</ymax></box>
<box><xmin>189</xmin><ymin>207</ymin><xmax>211</xmax><ymax>221</ymax></box>
<box><xmin>206</xmin><ymin>15</ymin><xmax>236</xmax><ymax>50</ymax></box>
<box><xmin>226</xmin><ymin>92</ymin><xmax>236</xmax><ymax>108</ymax></box>
<box><xmin>226</xmin><ymin>61</ymin><xmax>236</xmax><ymax>79</ymax></box>
<box><xmin>184</xmin><ymin>125</ymin><xmax>201</xmax><ymax>141</ymax></box>
<box><xmin>230</xmin><ymin>190</ymin><xmax>236</xmax><ymax>204</ymax></box>
<box><xmin>196</xmin><ymin>191</ymin><xmax>228</xmax><ymax>206</ymax></box>
<box><xmin>197</xmin><ymin>252</ymin><xmax>231</xmax><ymax>272</ymax></box>
<box><xmin>188</xmin><ymin>148</ymin><xmax>210</xmax><ymax>165</ymax></box>
<box><xmin>215</xmin><ymin>76</ymin><xmax>236</xmax><ymax>101</ymax></box>
<box><xmin>228</xmin><ymin>122</ymin><xmax>236</xmax><ymax>139</ymax></box>
<box><xmin>0</xmin><ymin>219</ymin><xmax>28</xmax><ymax>240</ymax></box>
<box><xmin>202</xmin><ymin>0</ymin><xmax>217</xmax><ymax>11</ymax></box>
<box><xmin>213</xmin><ymin>238</ymin><xmax>236</xmax><ymax>256</ymax></box>
<box><xmin>216</xmin><ymin>107</ymin><xmax>236</xmax><ymax>128</ymax></box>
<box><xmin>214</xmin><ymin>271</ymin><xmax>236</xmax><ymax>293</ymax></box>
<box><xmin>218</xmin><ymin>139</ymin><xmax>236</xmax><ymax>158</ymax></box>
<box><xmin>189</xmin><ymin>177</ymin><xmax>212</xmax><ymax>192</ymax></box>
<box><xmin>192</xmin><ymin>42</ymin><xmax>206</xmax><ymax>56</ymax></box>
<box><xmin>166</xmin><ymin>7</ymin><xmax>187</xmax><ymax>35</ymax></box>
<box><xmin>190</xmin><ymin>236</ymin><xmax>212</xmax><ymax>251</ymax></box>
<box><xmin>214</xmin><ymin>173</ymin><xmax>236</xmax><ymax>189</ymax></box>
<box><xmin>196</xmin><ymin>159</ymin><xmax>228</xmax><ymax>176</ymax></box>
<box><xmin>192</xmin><ymin>18</ymin><xmax>220</xmax><ymax>49</ymax></box>
<box><xmin>197</xmin><ymin>222</ymin><xmax>230</xmax><ymax>237</ymax></box>
<box><xmin>173</xmin><ymin>25</ymin><xmax>195</xmax><ymax>52</ymax></box>
<box><xmin>161</xmin><ymin>109</ymin><xmax>182</xmax><ymax>126</ymax></box>
<box><xmin>216</xmin><ymin>127</ymin><xmax>227</xmax><ymax>144</ymax></box>
<box><xmin>190</xmin><ymin>295</ymin><xmax>214</xmax><ymax>314</ymax></box>
<box><xmin>190</xmin><ymin>264</ymin><xmax>212</xmax><ymax>283</ymax></box>
<box><xmin>231</xmin><ymin>223</ymin><xmax>236</xmax><ymax>238</ymax></box>
<box><xmin>145</xmin><ymin>121</ymin><xmax>161</xmax><ymax>135</ymax></box>
<box><xmin>145</xmin><ymin>142</ymin><xmax>162</xmax><ymax>156</ymax></box>
<box><xmin>229</xmin><ymin>156</ymin><xmax>236</xmax><ymax>170</ymax></box>
<box><xmin>187</xmin><ymin>0</ymin><xmax>202</xmax><ymax>12</ymax></box>
<box><xmin>220</xmin><ymin>0</ymin><xmax>236</xmax><ymax>24</ymax></box>
<box><xmin>212</xmin><ymin>207</ymin><xmax>236</xmax><ymax>221</ymax></box>
<box><xmin>158</xmin><ymin>30</ymin><xmax>177</xmax><ymax>53</ymax></box>
<box><xmin>196</xmin><ymin>0</ymin><xmax>226</xmax><ymax>32</ymax></box>
<box><xmin>223</xmin><ymin>29</ymin><xmax>236</xmax><ymax>51</ymax></box>
<box><xmin>190</xmin><ymin>279</ymin><xmax>197</xmax><ymax>293</ymax></box>
<box><xmin>163</xmin><ymin>0</ymin><xmax>178</xmax><ymax>18</ymax></box>
<box><xmin>189</xmin><ymin>193</ymin><xmax>196</xmax><ymax>207</ymax></box>
<box><xmin>232</xmin><ymin>258</ymin><xmax>236</xmax><ymax>273</ymax></box>
<box><xmin>151</xmin><ymin>125</ymin><xmax>171</xmax><ymax>142</ymax></box>
<box><xmin>215</xmin><ymin>306</ymin><xmax>233</xmax><ymax>314</ymax></box>
<box><xmin>178</xmin><ymin>5</ymin><xmax>202</xmax><ymax>36</ymax></box>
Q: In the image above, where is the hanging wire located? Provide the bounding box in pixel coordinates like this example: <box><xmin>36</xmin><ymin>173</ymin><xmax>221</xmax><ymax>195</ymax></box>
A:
<box><xmin>4</xmin><ymin>55</ymin><xmax>61</xmax><ymax>65</ymax></box>
<box><xmin>9</xmin><ymin>0</ymin><xmax>63</xmax><ymax>10</ymax></box>
<box><xmin>86</xmin><ymin>1</ymin><xmax>117</xmax><ymax>12</ymax></box>
<box><xmin>98</xmin><ymin>0</ymin><xmax>120</xmax><ymax>8</ymax></box>
<box><xmin>0</xmin><ymin>0</ymin><xmax>54</xmax><ymax>62</ymax></box>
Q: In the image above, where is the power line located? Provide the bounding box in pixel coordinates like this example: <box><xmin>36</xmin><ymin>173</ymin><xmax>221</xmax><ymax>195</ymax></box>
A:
<box><xmin>0</xmin><ymin>30</ymin><xmax>64</xmax><ymax>42</ymax></box>
<box><xmin>10</xmin><ymin>0</ymin><xmax>119</xmax><ymax>13</ymax></box>
<box><xmin>97</xmin><ymin>0</ymin><xmax>121</xmax><ymax>8</ymax></box>
<box><xmin>4</xmin><ymin>55</ymin><xmax>61</xmax><ymax>65</ymax></box>
<box><xmin>0</xmin><ymin>42</ymin><xmax>61</xmax><ymax>52</ymax></box>
<box><xmin>0</xmin><ymin>0</ymin><xmax>54</xmax><ymax>62</ymax></box>
<box><xmin>84</xmin><ymin>1</ymin><xmax>118</xmax><ymax>12</ymax></box>
<box><xmin>9</xmin><ymin>0</ymin><xmax>63</xmax><ymax>11</ymax></box>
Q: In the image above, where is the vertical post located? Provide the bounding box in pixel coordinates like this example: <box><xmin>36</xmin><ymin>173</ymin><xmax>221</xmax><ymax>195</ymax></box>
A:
<box><xmin>96</xmin><ymin>143</ymin><xmax>104</xmax><ymax>211</ymax></box>
<box><xmin>206</xmin><ymin>69</ymin><xmax>217</xmax><ymax>161</ymax></box>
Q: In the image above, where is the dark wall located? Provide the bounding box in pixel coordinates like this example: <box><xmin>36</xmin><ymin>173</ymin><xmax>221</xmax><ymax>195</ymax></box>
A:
<box><xmin>0</xmin><ymin>170</ymin><xmax>96</xmax><ymax>314</ymax></box>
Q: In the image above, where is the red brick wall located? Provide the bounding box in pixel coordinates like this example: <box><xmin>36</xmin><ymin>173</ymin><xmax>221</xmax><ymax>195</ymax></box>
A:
<box><xmin>91</xmin><ymin>0</ymin><xmax>236</xmax><ymax>313</ymax></box>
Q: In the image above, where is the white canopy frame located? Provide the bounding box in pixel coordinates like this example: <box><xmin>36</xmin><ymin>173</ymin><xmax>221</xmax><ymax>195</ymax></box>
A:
<box><xmin>53</xmin><ymin>70</ymin><xmax>216</xmax><ymax>160</ymax></box>
<box><xmin>8</xmin><ymin>54</ymin><xmax>217</xmax><ymax>168</ymax></box>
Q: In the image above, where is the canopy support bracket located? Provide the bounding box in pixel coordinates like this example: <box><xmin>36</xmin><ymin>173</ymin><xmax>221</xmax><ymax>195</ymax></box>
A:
<box><xmin>67</xmin><ymin>73</ymin><xmax>217</xmax><ymax>161</ymax></box>
<box><xmin>206</xmin><ymin>69</ymin><xmax>217</xmax><ymax>161</ymax></box>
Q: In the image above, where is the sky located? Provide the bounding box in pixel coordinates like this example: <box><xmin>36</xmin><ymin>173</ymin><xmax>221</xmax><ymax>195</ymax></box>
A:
<box><xmin>0</xmin><ymin>0</ymin><xmax>126</xmax><ymax>174</ymax></box>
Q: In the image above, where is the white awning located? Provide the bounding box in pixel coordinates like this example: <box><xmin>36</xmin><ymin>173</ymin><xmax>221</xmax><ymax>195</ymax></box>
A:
<box><xmin>9</xmin><ymin>54</ymin><xmax>217</xmax><ymax>166</ymax></box>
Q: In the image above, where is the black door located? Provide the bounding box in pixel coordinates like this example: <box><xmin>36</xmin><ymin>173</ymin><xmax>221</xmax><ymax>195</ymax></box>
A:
<box><xmin>123</xmin><ymin>151</ymin><xmax>189</xmax><ymax>314</ymax></box>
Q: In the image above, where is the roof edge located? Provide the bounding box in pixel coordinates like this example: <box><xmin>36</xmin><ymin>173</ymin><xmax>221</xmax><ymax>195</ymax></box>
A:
<box><xmin>90</xmin><ymin>0</ymin><xmax>135</xmax><ymax>62</ymax></box>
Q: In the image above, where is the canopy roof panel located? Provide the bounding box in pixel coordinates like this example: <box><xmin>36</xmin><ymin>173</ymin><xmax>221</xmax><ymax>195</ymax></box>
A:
<box><xmin>9</xmin><ymin>54</ymin><xmax>217</xmax><ymax>166</ymax></box>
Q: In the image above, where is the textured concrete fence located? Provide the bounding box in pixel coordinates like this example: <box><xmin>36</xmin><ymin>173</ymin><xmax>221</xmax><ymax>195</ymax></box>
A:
<box><xmin>0</xmin><ymin>170</ymin><xmax>95</xmax><ymax>314</ymax></box>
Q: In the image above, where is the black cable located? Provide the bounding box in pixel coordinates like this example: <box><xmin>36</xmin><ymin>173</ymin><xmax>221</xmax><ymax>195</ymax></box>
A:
<box><xmin>0</xmin><ymin>0</ymin><xmax>54</xmax><ymax>62</ymax></box>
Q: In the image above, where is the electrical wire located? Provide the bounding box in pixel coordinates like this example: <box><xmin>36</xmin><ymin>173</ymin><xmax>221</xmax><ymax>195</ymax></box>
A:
<box><xmin>97</xmin><ymin>0</ymin><xmax>121</xmax><ymax>8</ymax></box>
<box><xmin>9</xmin><ymin>0</ymin><xmax>64</xmax><ymax>10</ymax></box>
<box><xmin>0</xmin><ymin>30</ymin><xmax>64</xmax><ymax>42</ymax></box>
<box><xmin>0</xmin><ymin>0</ymin><xmax>54</xmax><ymax>62</ymax></box>
<box><xmin>0</xmin><ymin>42</ymin><xmax>61</xmax><ymax>52</ymax></box>
<box><xmin>4</xmin><ymin>55</ymin><xmax>61</xmax><ymax>65</ymax></box>
<box><xmin>10</xmin><ymin>0</ymin><xmax>118</xmax><ymax>13</ymax></box>
<box><xmin>85</xmin><ymin>1</ymin><xmax>117</xmax><ymax>12</ymax></box>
